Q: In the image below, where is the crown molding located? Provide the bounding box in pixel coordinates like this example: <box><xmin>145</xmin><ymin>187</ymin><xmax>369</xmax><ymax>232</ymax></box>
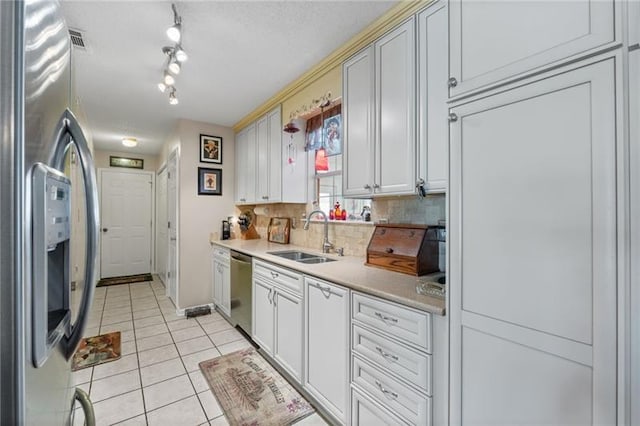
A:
<box><xmin>233</xmin><ymin>0</ymin><xmax>433</xmax><ymax>132</ymax></box>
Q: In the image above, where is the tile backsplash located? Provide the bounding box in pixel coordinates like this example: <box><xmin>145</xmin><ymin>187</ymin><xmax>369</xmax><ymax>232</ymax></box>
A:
<box><xmin>234</xmin><ymin>193</ymin><xmax>445</xmax><ymax>257</ymax></box>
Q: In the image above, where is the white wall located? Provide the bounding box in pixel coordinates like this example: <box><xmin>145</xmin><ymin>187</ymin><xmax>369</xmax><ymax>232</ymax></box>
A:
<box><xmin>161</xmin><ymin>119</ymin><xmax>235</xmax><ymax>310</ymax></box>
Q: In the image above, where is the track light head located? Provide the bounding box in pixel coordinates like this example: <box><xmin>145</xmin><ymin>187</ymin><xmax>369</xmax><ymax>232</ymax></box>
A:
<box><xmin>169</xmin><ymin>88</ymin><xmax>179</xmax><ymax>105</ymax></box>
<box><xmin>158</xmin><ymin>82</ymin><xmax>167</xmax><ymax>92</ymax></box>
<box><xmin>168</xmin><ymin>59</ymin><xmax>181</xmax><ymax>75</ymax></box>
<box><xmin>166</xmin><ymin>23</ymin><xmax>181</xmax><ymax>43</ymax></box>
<box><xmin>175</xmin><ymin>46</ymin><xmax>188</xmax><ymax>62</ymax></box>
<box><xmin>163</xmin><ymin>72</ymin><xmax>175</xmax><ymax>86</ymax></box>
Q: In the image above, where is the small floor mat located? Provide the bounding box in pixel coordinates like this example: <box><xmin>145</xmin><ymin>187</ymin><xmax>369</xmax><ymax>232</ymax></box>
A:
<box><xmin>97</xmin><ymin>273</ymin><xmax>153</xmax><ymax>287</ymax></box>
<box><xmin>71</xmin><ymin>331</ymin><xmax>121</xmax><ymax>371</ymax></box>
<box><xmin>199</xmin><ymin>347</ymin><xmax>315</xmax><ymax>425</ymax></box>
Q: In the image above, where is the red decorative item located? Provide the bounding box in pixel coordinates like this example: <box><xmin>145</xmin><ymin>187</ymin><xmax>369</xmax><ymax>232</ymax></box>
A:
<box><xmin>315</xmin><ymin>148</ymin><xmax>328</xmax><ymax>171</ymax></box>
<box><xmin>341</xmin><ymin>209</ymin><xmax>347</xmax><ymax>220</ymax></box>
<box><xmin>329</xmin><ymin>210</ymin><xmax>335</xmax><ymax>220</ymax></box>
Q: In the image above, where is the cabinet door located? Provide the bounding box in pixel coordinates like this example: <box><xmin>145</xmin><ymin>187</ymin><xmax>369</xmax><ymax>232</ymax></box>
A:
<box><xmin>243</xmin><ymin>123</ymin><xmax>257</xmax><ymax>203</ymax></box>
<box><xmin>449</xmin><ymin>57</ymin><xmax>617</xmax><ymax>425</ymax></box>
<box><xmin>234</xmin><ymin>129</ymin><xmax>247</xmax><ymax>203</ymax></box>
<box><xmin>449</xmin><ymin>0</ymin><xmax>615</xmax><ymax>97</ymax></box>
<box><xmin>252</xmin><ymin>277</ymin><xmax>274</xmax><ymax>354</ymax></box>
<box><xmin>220</xmin><ymin>262</ymin><xmax>230</xmax><ymax>316</ymax></box>
<box><xmin>417</xmin><ymin>2</ymin><xmax>447</xmax><ymax>193</ymax></box>
<box><xmin>630</xmin><ymin>49</ymin><xmax>640</xmax><ymax>426</ymax></box>
<box><xmin>375</xmin><ymin>18</ymin><xmax>416</xmax><ymax>195</ymax></box>
<box><xmin>351</xmin><ymin>387</ymin><xmax>409</xmax><ymax>426</ymax></box>
<box><xmin>274</xmin><ymin>289</ymin><xmax>302</xmax><ymax>382</ymax></box>
<box><xmin>256</xmin><ymin>116</ymin><xmax>269</xmax><ymax>202</ymax></box>
<box><xmin>343</xmin><ymin>46</ymin><xmax>375</xmax><ymax>197</ymax></box>
<box><xmin>267</xmin><ymin>106</ymin><xmax>282</xmax><ymax>202</ymax></box>
<box><xmin>304</xmin><ymin>278</ymin><xmax>349</xmax><ymax>423</ymax></box>
<box><xmin>212</xmin><ymin>257</ymin><xmax>221</xmax><ymax>305</ymax></box>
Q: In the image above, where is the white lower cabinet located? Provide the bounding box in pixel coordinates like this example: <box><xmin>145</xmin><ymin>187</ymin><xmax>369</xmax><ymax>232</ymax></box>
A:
<box><xmin>252</xmin><ymin>261</ymin><xmax>303</xmax><ymax>382</ymax></box>
<box><xmin>351</xmin><ymin>292</ymin><xmax>433</xmax><ymax>426</ymax></box>
<box><xmin>212</xmin><ymin>247</ymin><xmax>230</xmax><ymax>317</ymax></box>
<box><xmin>304</xmin><ymin>277</ymin><xmax>350</xmax><ymax>424</ymax></box>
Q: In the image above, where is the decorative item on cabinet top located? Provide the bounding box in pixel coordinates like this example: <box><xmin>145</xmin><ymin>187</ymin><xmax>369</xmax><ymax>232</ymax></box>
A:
<box><xmin>366</xmin><ymin>224</ymin><xmax>442</xmax><ymax>275</ymax></box>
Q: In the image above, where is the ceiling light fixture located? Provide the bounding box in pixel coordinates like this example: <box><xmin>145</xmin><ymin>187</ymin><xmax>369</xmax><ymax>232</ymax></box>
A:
<box><xmin>158</xmin><ymin>4</ymin><xmax>187</xmax><ymax>105</ymax></box>
<box><xmin>122</xmin><ymin>137</ymin><xmax>138</xmax><ymax>148</ymax></box>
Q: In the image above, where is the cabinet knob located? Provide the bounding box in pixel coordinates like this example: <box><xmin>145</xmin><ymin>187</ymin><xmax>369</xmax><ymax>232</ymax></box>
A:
<box><xmin>448</xmin><ymin>113</ymin><xmax>458</xmax><ymax>122</ymax></box>
<box><xmin>385</xmin><ymin>247</ymin><xmax>394</xmax><ymax>254</ymax></box>
<box><xmin>363</xmin><ymin>184</ymin><xmax>371</xmax><ymax>190</ymax></box>
<box><xmin>262</xmin><ymin>196</ymin><xmax>269</xmax><ymax>200</ymax></box>
<box><xmin>373</xmin><ymin>183</ymin><xmax>380</xmax><ymax>189</ymax></box>
<box><xmin>448</xmin><ymin>77</ymin><xmax>458</xmax><ymax>88</ymax></box>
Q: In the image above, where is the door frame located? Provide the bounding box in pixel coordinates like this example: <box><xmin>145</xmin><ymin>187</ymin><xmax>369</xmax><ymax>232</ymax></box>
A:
<box><xmin>166</xmin><ymin>148</ymin><xmax>180</xmax><ymax>307</ymax></box>
<box><xmin>97</xmin><ymin>167</ymin><xmax>156</xmax><ymax>280</ymax></box>
<box><xmin>155</xmin><ymin>163</ymin><xmax>168</xmax><ymax>284</ymax></box>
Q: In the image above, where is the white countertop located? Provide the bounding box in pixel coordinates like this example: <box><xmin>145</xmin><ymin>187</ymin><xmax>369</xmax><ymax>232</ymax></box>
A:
<box><xmin>210</xmin><ymin>238</ymin><xmax>446</xmax><ymax>316</ymax></box>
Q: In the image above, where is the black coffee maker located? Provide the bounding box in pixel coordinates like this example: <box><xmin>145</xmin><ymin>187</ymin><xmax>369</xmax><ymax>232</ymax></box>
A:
<box><xmin>221</xmin><ymin>219</ymin><xmax>231</xmax><ymax>240</ymax></box>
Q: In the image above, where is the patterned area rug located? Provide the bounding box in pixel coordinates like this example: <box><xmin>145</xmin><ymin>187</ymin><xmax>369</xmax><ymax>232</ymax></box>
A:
<box><xmin>199</xmin><ymin>347</ymin><xmax>315</xmax><ymax>426</ymax></box>
<box><xmin>97</xmin><ymin>273</ymin><xmax>153</xmax><ymax>287</ymax></box>
<box><xmin>71</xmin><ymin>331</ymin><xmax>121</xmax><ymax>371</ymax></box>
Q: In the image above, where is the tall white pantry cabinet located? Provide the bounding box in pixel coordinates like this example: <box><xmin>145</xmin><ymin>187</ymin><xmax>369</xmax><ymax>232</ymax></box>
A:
<box><xmin>448</xmin><ymin>0</ymin><xmax>633</xmax><ymax>424</ymax></box>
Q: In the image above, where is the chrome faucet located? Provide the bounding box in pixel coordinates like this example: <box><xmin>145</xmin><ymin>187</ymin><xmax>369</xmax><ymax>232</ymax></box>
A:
<box><xmin>304</xmin><ymin>209</ymin><xmax>334</xmax><ymax>253</ymax></box>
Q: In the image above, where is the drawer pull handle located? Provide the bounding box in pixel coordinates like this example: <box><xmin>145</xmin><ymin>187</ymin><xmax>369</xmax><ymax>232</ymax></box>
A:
<box><xmin>374</xmin><ymin>312</ymin><xmax>398</xmax><ymax>324</ymax></box>
<box><xmin>319</xmin><ymin>285</ymin><xmax>332</xmax><ymax>299</ymax></box>
<box><xmin>268</xmin><ymin>288</ymin><xmax>273</xmax><ymax>304</ymax></box>
<box><xmin>375</xmin><ymin>346</ymin><xmax>399</xmax><ymax>362</ymax></box>
<box><xmin>375</xmin><ymin>380</ymin><xmax>398</xmax><ymax>400</ymax></box>
<box><xmin>270</xmin><ymin>271</ymin><xmax>279</xmax><ymax>279</ymax></box>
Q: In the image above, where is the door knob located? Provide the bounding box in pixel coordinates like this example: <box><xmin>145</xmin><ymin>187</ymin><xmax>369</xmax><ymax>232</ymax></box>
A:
<box><xmin>102</xmin><ymin>228</ymin><xmax>108</xmax><ymax>233</ymax></box>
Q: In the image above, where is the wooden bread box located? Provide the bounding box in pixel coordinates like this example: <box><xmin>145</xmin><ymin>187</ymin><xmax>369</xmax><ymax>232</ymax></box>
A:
<box><xmin>366</xmin><ymin>224</ymin><xmax>441</xmax><ymax>276</ymax></box>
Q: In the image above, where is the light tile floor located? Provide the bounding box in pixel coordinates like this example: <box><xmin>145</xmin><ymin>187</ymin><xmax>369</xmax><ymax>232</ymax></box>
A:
<box><xmin>72</xmin><ymin>277</ymin><xmax>327</xmax><ymax>426</ymax></box>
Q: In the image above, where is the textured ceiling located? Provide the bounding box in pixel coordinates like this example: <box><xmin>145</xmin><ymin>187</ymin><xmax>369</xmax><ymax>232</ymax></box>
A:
<box><xmin>60</xmin><ymin>1</ymin><xmax>396</xmax><ymax>155</ymax></box>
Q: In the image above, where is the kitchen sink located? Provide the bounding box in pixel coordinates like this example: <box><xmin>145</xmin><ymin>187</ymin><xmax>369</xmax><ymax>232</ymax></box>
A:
<box><xmin>268</xmin><ymin>250</ymin><xmax>336</xmax><ymax>264</ymax></box>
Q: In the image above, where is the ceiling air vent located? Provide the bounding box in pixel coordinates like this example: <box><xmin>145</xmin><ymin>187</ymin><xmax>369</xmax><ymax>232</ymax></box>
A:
<box><xmin>69</xmin><ymin>28</ymin><xmax>87</xmax><ymax>51</ymax></box>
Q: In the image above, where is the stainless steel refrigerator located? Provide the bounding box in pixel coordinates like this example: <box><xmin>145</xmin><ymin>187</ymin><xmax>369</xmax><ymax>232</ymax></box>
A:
<box><xmin>1</xmin><ymin>0</ymin><xmax>99</xmax><ymax>424</ymax></box>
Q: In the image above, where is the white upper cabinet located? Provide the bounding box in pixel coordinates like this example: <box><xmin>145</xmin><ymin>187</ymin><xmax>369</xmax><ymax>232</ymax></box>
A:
<box><xmin>375</xmin><ymin>18</ymin><xmax>416</xmax><ymax>195</ymax></box>
<box><xmin>343</xmin><ymin>46</ymin><xmax>375</xmax><ymax>197</ymax></box>
<box><xmin>343</xmin><ymin>18</ymin><xmax>417</xmax><ymax>197</ymax></box>
<box><xmin>449</xmin><ymin>0</ymin><xmax>616</xmax><ymax>98</ymax></box>
<box><xmin>236</xmin><ymin>105</ymin><xmax>298</xmax><ymax>204</ymax></box>
<box><xmin>255</xmin><ymin>106</ymin><xmax>282</xmax><ymax>203</ymax></box>
<box><xmin>235</xmin><ymin>125</ymin><xmax>256</xmax><ymax>204</ymax></box>
<box><xmin>417</xmin><ymin>1</ymin><xmax>448</xmax><ymax>193</ymax></box>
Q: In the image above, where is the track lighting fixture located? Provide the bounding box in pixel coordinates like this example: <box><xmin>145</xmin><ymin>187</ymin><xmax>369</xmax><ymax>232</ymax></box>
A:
<box><xmin>157</xmin><ymin>4</ymin><xmax>187</xmax><ymax>105</ymax></box>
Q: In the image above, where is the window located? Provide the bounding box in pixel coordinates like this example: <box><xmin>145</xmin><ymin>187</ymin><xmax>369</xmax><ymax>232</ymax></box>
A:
<box><xmin>304</xmin><ymin>102</ymin><xmax>371</xmax><ymax>222</ymax></box>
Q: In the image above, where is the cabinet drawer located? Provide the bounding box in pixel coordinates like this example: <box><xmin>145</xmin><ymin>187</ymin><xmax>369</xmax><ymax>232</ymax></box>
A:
<box><xmin>352</xmin><ymin>356</ymin><xmax>431</xmax><ymax>426</ymax></box>
<box><xmin>352</xmin><ymin>324</ymin><xmax>431</xmax><ymax>396</ymax></box>
<box><xmin>351</xmin><ymin>387</ymin><xmax>410</xmax><ymax>426</ymax></box>
<box><xmin>212</xmin><ymin>246</ymin><xmax>230</xmax><ymax>261</ymax></box>
<box><xmin>254</xmin><ymin>259</ymin><xmax>302</xmax><ymax>295</ymax></box>
<box><xmin>352</xmin><ymin>293</ymin><xmax>431</xmax><ymax>352</ymax></box>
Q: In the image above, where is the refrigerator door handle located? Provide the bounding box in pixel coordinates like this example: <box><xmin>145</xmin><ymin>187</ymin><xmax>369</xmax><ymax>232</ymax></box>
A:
<box><xmin>73</xmin><ymin>388</ymin><xmax>96</xmax><ymax>426</ymax></box>
<box><xmin>51</xmin><ymin>109</ymin><xmax>100</xmax><ymax>359</ymax></box>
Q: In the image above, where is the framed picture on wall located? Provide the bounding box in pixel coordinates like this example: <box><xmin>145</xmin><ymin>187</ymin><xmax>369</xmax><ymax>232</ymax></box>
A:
<box><xmin>198</xmin><ymin>167</ymin><xmax>222</xmax><ymax>195</ymax></box>
<box><xmin>267</xmin><ymin>217</ymin><xmax>291</xmax><ymax>244</ymax></box>
<box><xmin>200</xmin><ymin>134</ymin><xmax>223</xmax><ymax>164</ymax></box>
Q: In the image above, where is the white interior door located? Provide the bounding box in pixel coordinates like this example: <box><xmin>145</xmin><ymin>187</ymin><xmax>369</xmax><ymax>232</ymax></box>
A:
<box><xmin>156</xmin><ymin>167</ymin><xmax>168</xmax><ymax>284</ymax></box>
<box><xmin>100</xmin><ymin>169</ymin><xmax>153</xmax><ymax>278</ymax></box>
<box><xmin>166</xmin><ymin>150</ymin><xmax>179</xmax><ymax>304</ymax></box>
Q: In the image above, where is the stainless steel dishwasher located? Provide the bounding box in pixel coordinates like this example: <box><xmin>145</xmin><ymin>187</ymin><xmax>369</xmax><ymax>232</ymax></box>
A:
<box><xmin>230</xmin><ymin>251</ymin><xmax>252</xmax><ymax>336</ymax></box>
